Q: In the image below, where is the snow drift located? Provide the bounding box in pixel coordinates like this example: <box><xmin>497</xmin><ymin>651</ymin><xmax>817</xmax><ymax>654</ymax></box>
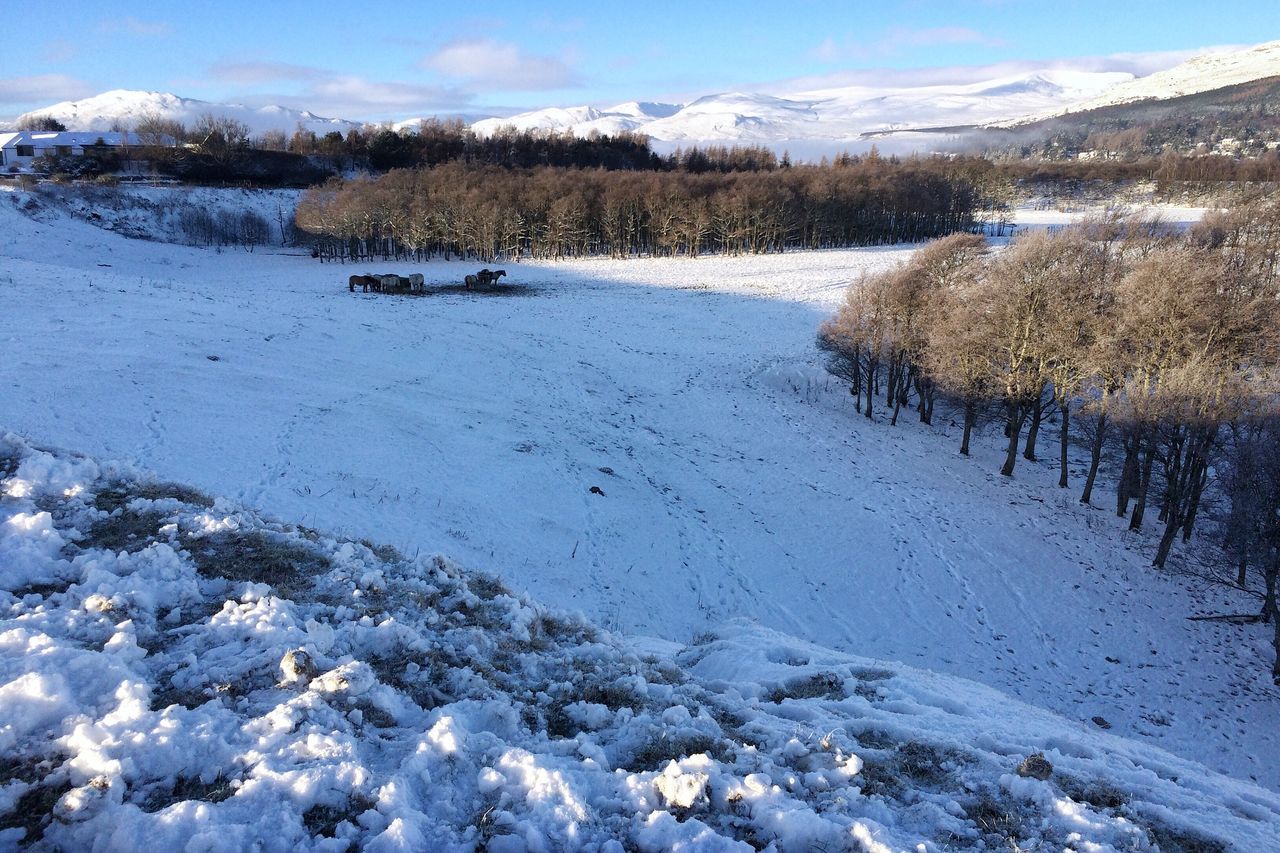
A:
<box><xmin>3</xmin><ymin>435</ymin><xmax>1280</xmax><ymax>850</ymax></box>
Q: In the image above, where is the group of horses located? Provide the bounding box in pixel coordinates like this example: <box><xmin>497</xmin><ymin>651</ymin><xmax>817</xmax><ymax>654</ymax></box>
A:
<box><xmin>465</xmin><ymin>269</ymin><xmax>507</xmax><ymax>288</ymax></box>
<box><xmin>348</xmin><ymin>273</ymin><xmax>425</xmax><ymax>293</ymax></box>
<box><xmin>347</xmin><ymin>269</ymin><xmax>508</xmax><ymax>293</ymax></box>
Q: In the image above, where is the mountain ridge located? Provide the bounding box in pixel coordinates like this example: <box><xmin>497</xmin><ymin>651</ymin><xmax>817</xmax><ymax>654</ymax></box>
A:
<box><xmin>10</xmin><ymin>41</ymin><xmax>1280</xmax><ymax>155</ymax></box>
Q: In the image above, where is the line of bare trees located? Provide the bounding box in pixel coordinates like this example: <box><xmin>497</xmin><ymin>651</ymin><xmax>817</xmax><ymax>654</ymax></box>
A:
<box><xmin>293</xmin><ymin>159</ymin><xmax>983</xmax><ymax>262</ymax></box>
<box><xmin>819</xmin><ymin>196</ymin><xmax>1280</xmax><ymax>678</ymax></box>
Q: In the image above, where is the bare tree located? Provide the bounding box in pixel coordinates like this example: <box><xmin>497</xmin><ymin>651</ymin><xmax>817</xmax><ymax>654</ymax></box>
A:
<box><xmin>1219</xmin><ymin>417</ymin><xmax>1280</xmax><ymax>681</ymax></box>
<box><xmin>192</xmin><ymin>113</ymin><xmax>251</xmax><ymax>165</ymax></box>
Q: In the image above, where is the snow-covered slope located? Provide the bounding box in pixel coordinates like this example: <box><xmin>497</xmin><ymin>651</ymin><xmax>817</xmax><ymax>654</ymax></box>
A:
<box><xmin>15</xmin><ymin>90</ymin><xmax>361</xmax><ymax>136</ymax></box>
<box><xmin>4</xmin><ymin>435</ymin><xmax>1280</xmax><ymax>850</ymax></box>
<box><xmin>471</xmin><ymin>70</ymin><xmax>1132</xmax><ymax>150</ymax></box>
<box><xmin>13</xmin><ymin>41</ymin><xmax>1280</xmax><ymax>152</ymax></box>
<box><xmin>1004</xmin><ymin>40</ymin><xmax>1280</xmax><ymax>125</ymax></box>
<box><xmin>470</xmin><ymin>100</ymin><xmax>683</xmax><ymax>138</ymax></box>
<box><xmin>2</xmin><ymin>185</ymin><xmax>1278</xmax><ymax>800</ymax></box>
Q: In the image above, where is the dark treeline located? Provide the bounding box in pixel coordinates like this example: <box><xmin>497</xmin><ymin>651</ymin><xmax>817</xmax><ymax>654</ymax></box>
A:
<box><xmin>819</xmin><ymin>195</ymin><xmax>1280</xmax><ymax>679</ymax></box>
<box><xmin>132</xmin><ymin>112</ymin><xmax>791</xmax><ymax>177</ymax></box>
<box><xmin>49</xmin><ymin>108</ymin><xmax>1279</xmax><ymax>194</ymax></box>
<box><xmin>278</xmin><ymin>119</ymin><xmax>779</xmax><ymax>173</ymax></box>
<box><xmin>294</xmin><ymin>158</ymin><xmax>984</xmax><ymax>262</ymax></box>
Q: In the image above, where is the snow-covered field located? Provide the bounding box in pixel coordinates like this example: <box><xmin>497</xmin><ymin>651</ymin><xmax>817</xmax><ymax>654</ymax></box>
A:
<box><xmin>7</xmin><ymin>435</ymin><xmax>1280</xmax><ymax>850</ymax></box>
<box><xmin>2</xmin><ymin>184</ymin><xmax>1277</xmax><ymax>813</ymax></box>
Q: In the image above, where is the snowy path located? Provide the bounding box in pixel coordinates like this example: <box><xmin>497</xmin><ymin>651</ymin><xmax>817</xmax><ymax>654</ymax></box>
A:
<box><xmin>2</xmin><ymin>191</ymin><xmax>1276</xmax><ymax>789</ymax></box>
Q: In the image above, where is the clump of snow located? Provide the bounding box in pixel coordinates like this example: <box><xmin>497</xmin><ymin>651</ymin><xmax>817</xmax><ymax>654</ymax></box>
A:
<box><xmin>2</xmin><ymin>434</ymin><xmax>1279</xmax><ymax>849</ymax></box>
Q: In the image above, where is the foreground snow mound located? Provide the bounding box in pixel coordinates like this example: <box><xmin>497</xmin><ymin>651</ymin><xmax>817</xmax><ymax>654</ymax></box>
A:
<box><xmin>2</xmin><ymin>436</ymin><xmax>1278</xmax><ymax>851</ymax></box>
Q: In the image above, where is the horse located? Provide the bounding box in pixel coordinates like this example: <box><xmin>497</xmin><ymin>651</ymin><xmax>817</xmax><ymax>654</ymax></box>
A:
<box><xmin>348</xmin><ymin>274</ymin><xmax>378</xmax><ymax>292</ymax></box>
<box><xmin>464</xmin><ymin>274</ymin><xmax>479</xmax><ymax>289</ymax></box>
<box><xmin>486</xmin><ymin>269</ymin><xmax>507</xmax><ymax>286</ymax></box>
<box><xmin>380</xmin><ymin>274</ymin><xmax>403</xmax><ymax>292</ymax></box>
<box><xmin>408</xmin><ymin>273</ymin><xmax>425</xmax><ymax>292</ymax></box>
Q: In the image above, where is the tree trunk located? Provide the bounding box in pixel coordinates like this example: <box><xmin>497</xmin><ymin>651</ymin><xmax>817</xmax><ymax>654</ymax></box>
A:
<box><xmin>890</xmin><ymin>367</ymin><xmax>904</xmax><ymax>426</ymax></box>
<box><xmin>1023</xmin><ymin>390</ymin><xmax>1044</xmax><ymax>462</ymax></box>
<box><xmin>1262</xmin><ymin>552</ymin><xmax>1280</xmax><ymax>688</ymax></box>
<box><xmin>961</xmin><ymin>401</ymin><xmax>976</xmax><ymax>457</ymax></box>
<box><xmin>1129</xmin><ymin>442</ymin><xmax>1157</xmax><ymax>531</ymax></box>
<box><xmin>1001</xmin><ymin>401</ymin><xmax>1027</xmax><ymax>477</ymax></box>
<box><xmin>865</xmin><ymin>357</ymin><xmax>878</xmax><ymax>420</ymax></box>
<box><xmin>1181</xmin><ymin>461</ymin><xmax>1209</xmax><ymax>542</ymax></box>
<box><xmin>884</xmin><ymin>356</ymin><xmax>896</xmax><ymax>409</ymax></box>
<box><xmin>1058</xmin><ymin>402</ymin><xmax>1070</xmax><ymax>489</ymax></box>
<box><xmin>853</xmin><ymin>351</ymin><xmax>863</xmax><ymax>415</ymax></box>
<box><xmin>1264</xmin><ymin>554</ymin><xmax>1279</xmax><ymax>625</ymax></box>
<box><xmin>1154</xmin><ymin>509</ymin><xmax>1181</xmax><ymax>567</ymax></box>
<box><xmin>1081</xmin><ymin>412</ymin><xmax>1108</xmax><ymax>505</ymax></box>
<box><xmin>1273</xmin><ymin>604</ymin><xmax>1280</xmax><ymax>686</ymax></box>
<box><xmin>917</xmin><ymin>375</ymin><xmax>935</xmax><ymax>426</ymax></box>
<box><xmin>1117</xmin><ymin>431</ymin><xmax>1140</xmax><ymax>518</ymax></box>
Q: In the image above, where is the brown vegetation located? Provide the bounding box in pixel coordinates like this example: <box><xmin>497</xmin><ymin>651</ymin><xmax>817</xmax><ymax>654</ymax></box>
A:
<box><xmin>820</xmin><ymin>196</ymin><xmax>1280</xmax><ymax>676</ymax></box>
<box><xmin>295</xmin><ymin>158</ymin><xmax>985</xmax><ymax>262</ymax></box>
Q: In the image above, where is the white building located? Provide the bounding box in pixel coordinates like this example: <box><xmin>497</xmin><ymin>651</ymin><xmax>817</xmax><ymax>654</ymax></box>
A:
<box><xmin>0</xmin><ymin>130</ymin><xmax>151</xmax><ymax>170</ymax></box>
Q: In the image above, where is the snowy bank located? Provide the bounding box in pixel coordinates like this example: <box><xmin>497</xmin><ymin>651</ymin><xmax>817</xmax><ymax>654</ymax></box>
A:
<box><xmin>3</xmin><ymin>435</ymin><xmax>1278</xmax><ymax>851</ymax></box>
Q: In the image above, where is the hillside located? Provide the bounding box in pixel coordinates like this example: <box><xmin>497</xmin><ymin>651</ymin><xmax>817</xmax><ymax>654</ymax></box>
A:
<box><xmin>470</xmin><ymin>70</ymin><xmax>1133</xmax><ymax>154</ymax></box>
<box><xmin>14</xmin><ymin>90</ymin><xmax>361</xmax><ymax>137</ymax></box>
<box><xmin>5</xmin><ymin>433</ymin><xmax>1280</xmax><ymax>850</ymax></box>
<box><xmin>1041</xmin><ymin>39</ymin><xmax>1280</xmax><ymax>117</ymax></box>
<box><xmin>2</xmin><ymin>184</ymin><xmax>1277</xmax><ymax>801</ymax></box>
<box><xmin>12</xmin><ymin>70</ymin><xmax>1130</xmax><ymax>157</ymax></box>
<box><xmin>979</xmin><ymin>75</ymin><xmax>1280</xmax><ymax>158</ymax></box>
<box><xmin>12</xmin><ymin>41</ymin><xmax>1280</xmax><ymax>158</ymax></box>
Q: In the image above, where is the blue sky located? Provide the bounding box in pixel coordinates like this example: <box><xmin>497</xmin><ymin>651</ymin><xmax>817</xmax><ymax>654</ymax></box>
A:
<box><xmin>1</xmin><ymin>1</ymin><xmax>1274</xmax><ymax>119</ymax></box>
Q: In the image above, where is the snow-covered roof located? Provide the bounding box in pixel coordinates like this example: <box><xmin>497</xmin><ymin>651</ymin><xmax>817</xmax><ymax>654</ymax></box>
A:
<box><xmin>0</xmin><ymin>130</ymin><xmax>146</xmax><ymax>149</ymax></box>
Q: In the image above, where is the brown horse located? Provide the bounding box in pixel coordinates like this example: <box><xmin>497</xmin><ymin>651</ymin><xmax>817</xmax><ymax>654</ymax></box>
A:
<box><xmin>349</xmin><ymin>274</ymin><xmax>380</xmax><ymax>292</ymax></box>
<box><xmin>477</xmin><ymin>269</ymin><xmax>507</xmax><ymax>286</ymax></box>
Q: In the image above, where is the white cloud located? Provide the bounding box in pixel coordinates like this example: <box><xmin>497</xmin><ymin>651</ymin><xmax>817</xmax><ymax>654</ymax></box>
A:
<box><xmin>813</xmin><ymin>26</ymin><xmax>1005</xmax><ymax>62</ymax></box>
<box><xmin>208</xmin><ymin>61</ymin><xmax>324</xmax><ymax>85</ymax></box>
<box><xmin>776</xmin><ymin>45</ymin><xmax>1245</xmax><ymax>94</ymax></box>
<box><xmin>188</xmin><ymin>59</ymin><xmax>477</xmax><ymax>119</ymax></box>
<box><xmin>307</xmin><ymin>76</ymin><xmax>462</xmax><ymax>109</ymax></box>
<box><xmin>422</xmin><ymin>39</ymin><xmax>580</xmax><ymax>91</ymax></box>
<box><xmin>0</xmin><ymin>74</ymin><xmax>94</xmax><ymax>108</ymax></box>
<box><xmin>100</xmin><ymin>16</ymin><xmax>173</xmax><ymax>37</ymax></box>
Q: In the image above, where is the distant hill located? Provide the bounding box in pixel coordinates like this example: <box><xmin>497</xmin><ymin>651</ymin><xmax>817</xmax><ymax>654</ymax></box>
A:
<box><xmin>974</xmin><ymin>74</ymin><xmax>1280</xmax><ymax>159</ymax></box>
<box><xmin>855</xmin><ymin>42</ymin><xmax>1280</xmax><ymax>159</ymax></box>
<box><xmin>14</xmin><ymin>89</ymin><xmax>362</xmax><ymax>137</ymax></box>
<box><xmin>1018</xmin><ymin>39</ymin><xmax>1280</xmax><ymax>120</ymax></box>
<box><xmin>469</xmin><ymin>70</ymin><xmax>1134</xmax><ymax>155</ymax></box>
<box><xmin>9</xmin><ymin>71</ymin><xmax>1131</xmax><ymax>156</ymax></box>
<box><xmin>11</xmin><ymin>40</ymin><xmax>1280</xmax><ymax>157</ymax></box>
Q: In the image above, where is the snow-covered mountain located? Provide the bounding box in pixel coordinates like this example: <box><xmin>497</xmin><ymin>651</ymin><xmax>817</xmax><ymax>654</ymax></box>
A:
<box><xmin>10</xmin><ymin>70</ymin><xmax>1129</xmax><ymax>153</ymax></box>
<box><xmin>15</xmin><ymin>89</ymin><xmax>361</xmax><ymax>136</ymax></box>
<box><xmin>471</xmin><ymin>70</ymin><xmax>1133</xmax><ymax>151</ymax></box>
<box><xmin>1070</xmin><ymin>39</ymin><xmax>1280</xmax><ymax>110</ymax></box>
<box><xmin>12</xmin><ymin>40</ymin><xmax>1280</xmax><ymax>153</ymax></box>
<box><xmin>1002</xmin><ymin>40</ymin><xmax>1280</xmax><ymax>126</ymax></box>
<box><xmin>470</xmin><ymin>100</ymin><xmax>682</xmax><ymax>138</ymax></box>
